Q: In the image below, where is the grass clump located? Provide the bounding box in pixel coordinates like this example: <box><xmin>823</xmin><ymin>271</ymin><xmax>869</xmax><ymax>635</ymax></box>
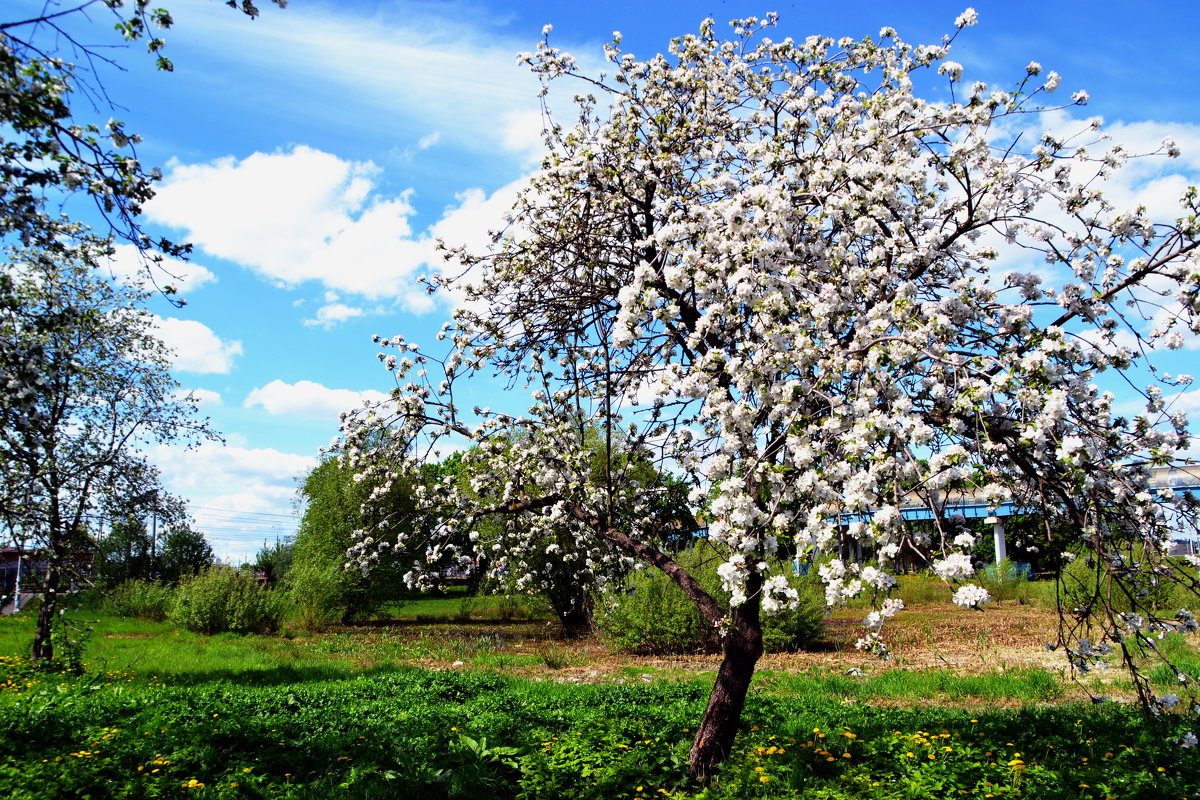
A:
<box><xmin>106</xmin><ymin>579</ymin><xmax>174</xmax><ymax>621</ymax></box>
<box><xmin>170</xmin><ymin>566</ymin><xmax>286</xmax><ymax>635</ymax></box>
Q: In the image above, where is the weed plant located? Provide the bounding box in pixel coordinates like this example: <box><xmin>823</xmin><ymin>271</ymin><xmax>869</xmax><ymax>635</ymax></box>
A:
<box><xmin>106</xmin><ymin>580</ymin><xmax>174</xmax><ymax>621</ymax></box>
<box><xmin>0</xmin><ymin>660</ymin><xmax>1196</xmax><ymax>799</ymax></box>
<box><xmin>171</xmin><ymin>567</ymin><xmax>286</xmax><ymax>635</ymax></box>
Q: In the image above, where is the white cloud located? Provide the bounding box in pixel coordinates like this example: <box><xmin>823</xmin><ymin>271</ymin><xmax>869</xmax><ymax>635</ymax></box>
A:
<box><xmin>149</xmin><ymin>146</ymin><xmax>435</xmax><ymax>308</ymax></box>
<box><xmin>103</xmin><ymin>243</ymin><xmax>216</xmax><ymax>293</ymax></box>
<box><xmin>429</xmin><ymin>177</ymin><xmax>529</xmax><ymax>309</ymax></box>
<box><xmin>303</xmin><ymin>302</ymin><xmax>366</xmax><ymax>328</ymax></box>
<box><xmin>153</xmin><ymin>316</ymin><xmax>243</xmax><ymax>374</ymax></box>
<box><xmin>174</xmin><ymin>388</ymin><xmax>223</xmax><ymax>407</ymax></box>
<box><xmin>151</xmin><ymin>441</ymin><xmax>317</xmax><ymax>565</ymax></box>
<box><xmin>149</xmin><ymin>145</ymin><xmax>533</xmax><ymax>311</ymax></box>
<box><xmin>154</xmin><ymin>442</ymin><xmax>314</xmax><ymax>493</ymax></box>
<box><xmin>244</xmin><ymin>379</ymin><xmax>390</xmax><ymax>419</ymax></box>
<box><xmin>418</xmin><ymin>131</ymin><xmax>441</xmax><ymax>149</ymax></box>
<box><xmin>499</xmin><ymin>109</ymin><xmax>546</xmax><ymax>161</ymax></box>
<box><xmin>1167</xmin><ymin>389</ymin><xmax>1200</xmax><ymax>416</ymax></box>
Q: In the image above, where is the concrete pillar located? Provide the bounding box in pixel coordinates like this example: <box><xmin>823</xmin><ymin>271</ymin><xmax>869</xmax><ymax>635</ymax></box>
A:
<box><xmin>986</xmin><ymin>515</ymin><xmax>1007</xmax><ymax>566</ymax></box>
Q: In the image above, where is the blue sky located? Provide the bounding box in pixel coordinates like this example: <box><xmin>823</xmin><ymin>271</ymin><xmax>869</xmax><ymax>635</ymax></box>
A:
<box><xmin>14</xmin><ymin>0</ymin><xmax>1200</xmax><ymax>563</ymax></box>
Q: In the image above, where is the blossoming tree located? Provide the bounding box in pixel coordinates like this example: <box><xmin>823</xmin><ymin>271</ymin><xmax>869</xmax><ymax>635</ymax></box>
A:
<box><xmin>339</xmin><ymin>12</ymin><xmax>1200</xmax><ymax>779</ymax></box>
<box><xmin>0</xmin><ymin>236</ymin><xmax>217</xmax><ymax>663</ymax></box>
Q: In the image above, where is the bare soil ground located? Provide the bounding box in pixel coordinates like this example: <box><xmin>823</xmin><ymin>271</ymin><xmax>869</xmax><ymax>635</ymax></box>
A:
<box><xmin>334</xmin><ymin>601</ymin><xmax>1096</xmax><ymax>693</ymax></box>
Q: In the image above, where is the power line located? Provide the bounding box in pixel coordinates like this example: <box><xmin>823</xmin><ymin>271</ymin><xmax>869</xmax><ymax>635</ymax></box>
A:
<box><xmin>189</xmin><ymin>504</ymin><xmax>299</xmax><ymax>519</ymax></box>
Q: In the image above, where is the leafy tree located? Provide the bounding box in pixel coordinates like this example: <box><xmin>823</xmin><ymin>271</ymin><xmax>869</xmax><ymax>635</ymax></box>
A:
<box><xmin>95</xmin><ymin>517</ymin><xmax>155</xmax><ymax>587</ymax></box>
<box><xmin>289</xmin><ymin>455</ymin><xmax>416</xmax><ymax>626</ymax></box>
<box><xmin>1</xmin><ymin>0</ymin><xmax>279</xmax><ymax>664</ymax></box>
<box><xmin>159</xmin><ymin>524</ymin><xmax>215</xmax><ymax>584</ymax></box>
<box><xmin>340</xmin><ymin>14</ymin><xmax>1200</xmax><ymax>780</ymax></box>
<box><xmin>0</xmin><ymin>238</ymin><xmax>217</xmax><ymax>663</ymax></box>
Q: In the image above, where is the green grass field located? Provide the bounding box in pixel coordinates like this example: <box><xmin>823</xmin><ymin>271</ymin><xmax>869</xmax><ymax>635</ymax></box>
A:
<box><xmin>1</xmin><ymin>595</ymin><xmax>1198</xmax><ymax>799</ymax></box>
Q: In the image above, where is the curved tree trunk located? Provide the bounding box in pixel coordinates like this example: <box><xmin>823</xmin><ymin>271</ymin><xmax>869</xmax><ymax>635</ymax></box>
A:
<box><xmin>689</xmin><ymin>599</ymin><xmax>764</xmax><ymax>782</ymax></box>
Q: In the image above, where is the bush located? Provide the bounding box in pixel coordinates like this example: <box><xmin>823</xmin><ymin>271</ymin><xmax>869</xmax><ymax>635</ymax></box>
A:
<box><xmin>170</xmin><ymin>566</ymin><xmax>285</xmax><ymax>635</ymax></box>
<box><xmin>977</xmin><ymin>560</ymin><xmax>1033</xmax><ymax>604</ymax></box>
<box><xmin>596</xmin><ymin>545</ymin><xmax>825</xmax><ymax>654</ymax></box>
<box><xmin>1058</xmin><ymin>549</ymin><xmax>1193</xmax><ymax>614</ymax></box>
<box><xmin>284</xmin><ymin>558</ymin><xmax>347</xmax><ymax>631</ymax></box>
<box><xmin>106</xmin><ymin>579</ymin><xmax>173</xmax><ymax>621</ymax></box>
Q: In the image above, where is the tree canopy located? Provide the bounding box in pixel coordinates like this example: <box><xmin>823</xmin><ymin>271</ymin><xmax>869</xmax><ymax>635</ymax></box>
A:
<box><xmin>0</xmin><ymin>236</ymin><xmax>218</xmax><ymax>660</ymax></box>
<box><xmin>0</xmin><ymin>1</ymin><xmax>284</xmax><ymax>275</ymax></box>
<box><xmin>338</xmin><ymin>12</ymin><xmax>1200</xmax><ymax>779</ymax></box>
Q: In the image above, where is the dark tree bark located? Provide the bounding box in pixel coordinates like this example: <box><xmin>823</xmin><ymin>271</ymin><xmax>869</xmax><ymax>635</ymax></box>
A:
<box><xmin>557</xmin><ymin>600</ymin><xmax>593</xmax><ymax>639</ymax></box>
<box><xmin>689</xmin><ymin>585</ymin><xmax>764</xmax><ymax>783</ymax></box>
<box><xmin>32</xmin><ymin>561</ymin><xmax>59</xmax><ymax>663</ymax></box>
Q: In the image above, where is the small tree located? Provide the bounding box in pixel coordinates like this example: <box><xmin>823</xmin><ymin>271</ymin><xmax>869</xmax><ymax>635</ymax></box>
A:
<box><xmin>290</xmin><ymin>455</ymin><xmax>416</xmax><ymax>625</ymax></box>
<box><xmin>451</xmin><ymin>428</ymin><xmax>698</xmax><ymax>636</ymax></box>
<box><xmin>0</xmin><ymin>237</ymin><xmax>217</xmax><ymax>663</ymax></box>
<box><xmin>341</xmin><ymin>14</ymin><xmax>1200</xmax><ymax>780</ymax></box>
<box><xmin>159</xmin><ymin>525</ymin><xmax>216</xmax><ymax>584</ymax></box>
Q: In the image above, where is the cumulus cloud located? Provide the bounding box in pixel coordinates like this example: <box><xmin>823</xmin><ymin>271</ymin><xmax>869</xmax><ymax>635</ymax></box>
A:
<box><xmin>304</xmin><ymin>302</ymin><xmax>367</xmax><ymax>329</ymax></box>
<box><xmin>244</xmin><ymin>379</ymin><xmax>390</xmax><ymax>419</ymax></box>
<box><xmin>153</xmin><ymin>316</ymin><xmax>243</xmax><ymax>374</ymax></box>
<box><xmin>148</xmin><ymin>146</ymin><xmax>435</xmax><ymax>308</ymax></box>
<box><xmin>103</xmin><ymin>244</ymin><xmax>216</xmax><ymax>293</ymax></box>
<box><xmin>148</xmin><ymin>145</ymin><xmax>531</xmax><ymax>312</ymax></box>
<box><xmin>174</xmin><ymin>388</ymin><xmax>223</xmax><ymax>407</ymax></box>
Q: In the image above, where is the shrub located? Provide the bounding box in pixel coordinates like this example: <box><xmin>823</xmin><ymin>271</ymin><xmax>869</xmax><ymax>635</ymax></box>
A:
<box><xmin>977</xmin><ymin>560</ymin><xmax>1034</xmax><ymax>604</ymax></box>
<box><xmin>170</xmin><ymin>566</ymin><xmax>285</xmax><ymax>635</ymax></box>
<box><xmin>596</xmin><ymin>545</ymin><xmax>825</xmax><ymax>654</ymax></box>
<box><xmin>106</xmin><ymin>579</ymin><xmax>173</xmax><ymax>621</ymax></box>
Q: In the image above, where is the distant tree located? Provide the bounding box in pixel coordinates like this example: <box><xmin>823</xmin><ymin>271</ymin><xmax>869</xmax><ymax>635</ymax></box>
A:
<box><xmin>95</xmin><ymin>517</ymin><xmax>155</xmax><ymax>586</ymax></box>
<box><xmin>251</xmin><ymin>538</ymin><xmax>293</xmax><ymax>585</ymax></box>
<box><xmin>341</xmin><ymin>14</ymin><xmax>1200</xmax><ymax>780</ymax></box>
<box><xmin>159</xmin><ymin>525</ymin><xmax>216</xmax><ymax>584</ymax></box>
<box><xmin>0</xmin><ymin>238</ymin><xmax>217</xmax><ymax>663</ymax></box>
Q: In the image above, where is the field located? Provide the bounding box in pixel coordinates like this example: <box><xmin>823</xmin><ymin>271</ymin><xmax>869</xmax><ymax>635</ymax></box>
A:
<box><xmin>1</xmin><ymin>589</ymin><xmax>1198</xmax><ymax>799</ymax></box>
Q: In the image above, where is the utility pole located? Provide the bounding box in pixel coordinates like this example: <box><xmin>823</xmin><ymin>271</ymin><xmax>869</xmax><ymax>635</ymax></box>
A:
<box><xmin>150</xmin><ymin>490</ymin><xmax>158</xmax><ymax>579</ymax></box>
<box><xmin>13</xmin><ymin>544</ymin><xmax>23</xmax><ymax>613</ymax></box>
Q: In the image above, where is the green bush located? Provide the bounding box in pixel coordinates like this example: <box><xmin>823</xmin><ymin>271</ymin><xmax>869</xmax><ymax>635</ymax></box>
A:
<box><xmin>596</xmin><ymin>546</ymin><xmax>825</xmax><ymax>655</ymax></box>
<box><xmin>1057</xmin><ymin>550</ymin><xmax>1193</xmax><ymax>615</ymax></box>
<box><xmin>106</xmin><ymin>579</ymin><xmax>173</xmax><ymax>621</ymax></box>
<box><xmin>170</xmin><ymin>566</ymin><xmax>285</xmax><ymax>635</ymax></box>
<box><xmin>977</xmin><ymin>561</ymin><xmax>1034</xmax><ymax>605</ymax></box>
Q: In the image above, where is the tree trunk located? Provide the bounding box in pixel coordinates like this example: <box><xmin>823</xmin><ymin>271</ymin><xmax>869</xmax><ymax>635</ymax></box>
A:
<box><xmin>32</xmin><ymin>564</ymin><xmax>60</xmax><ymax>664</ymax></box>
<box><xmin>558</xmin><ymin>602</ymin><xmax>593</xmax><ymax>638</ymax></box>
<box><xmin>689</xmin><ymin>604</ymin><xmax>764</xmax><ymax>783</ymax></box>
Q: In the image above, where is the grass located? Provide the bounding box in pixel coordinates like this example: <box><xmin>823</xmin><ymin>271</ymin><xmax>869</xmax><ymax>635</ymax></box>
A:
<box><xmin>378</xmin><ymin>588</ymin><xmax>551</xmax><ymax>624</ymax></box>
<box><xmin>2</xmin><ymin>591</ymin><xmax>1199</xmax><ymax>797</ymax></box>
<box><xmin>0</xmin><ymin>653</ymin><xmax>1195</xmax><ymax>799</ymax></box>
